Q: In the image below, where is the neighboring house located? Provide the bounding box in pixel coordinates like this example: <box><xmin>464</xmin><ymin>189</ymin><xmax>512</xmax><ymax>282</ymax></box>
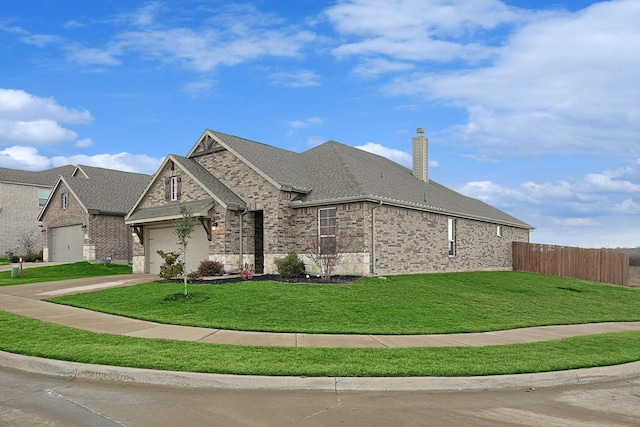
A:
<box><xmin>0</xmin><ymin>165</ymin><xmax>75</xmax><ymax>258</ymax></box>
<box><xmin>38</xmin><ymin>165</ymin><xmax>151</xmax><ymax>263</ymax></box>
<box><xmin>126</xmin><ymin>129</ymin><xmax>533</xmax><ymax>276</ymax></box>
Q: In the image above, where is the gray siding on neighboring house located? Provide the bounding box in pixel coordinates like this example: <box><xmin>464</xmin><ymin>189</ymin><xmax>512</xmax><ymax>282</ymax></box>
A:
<box><xmin>0</xmin><ymin>182</ymin><xmax>44</xmax><ymax>256</ymax></box>
<box><xmin>0</xmin><ymin>165</ymin><xmax>75</xmax><ymax>257</ymax></box>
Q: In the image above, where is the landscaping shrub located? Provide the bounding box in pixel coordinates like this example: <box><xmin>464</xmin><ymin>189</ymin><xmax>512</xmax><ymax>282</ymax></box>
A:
<box><xmin>198</xmin><ymin>260</ymin><xmax>225</xmax><ymax>276</ymax></box>
<box><xmin>9</xmin><ymin>256</ymin><xmax>19</xmax><ymax>263</ymax></box>
<box><xmin>156</xmin><ymin>250</ymin><xmax>183</xmax><ymax>279</ymax></box>
<box><xmin>274</xmin><ymin>252</ymin><xmax>305</xmax><ymax>278</ymax></box>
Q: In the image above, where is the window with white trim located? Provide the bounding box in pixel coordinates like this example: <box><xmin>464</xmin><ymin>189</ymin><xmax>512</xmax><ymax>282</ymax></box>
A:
<box><xmin>170</xmin><ymin>176</ymin><xmax>179</xmax><ymax>201</ymax></box>
<box><xmin>61</xmin><ymin>192</ymin><xmax>68</xmax><ymax>209</ymax></box>
<box><xmin>318</xmin><ymin>207</ymin><xmax>337</xmax><ymax>255</ymax></box>
<box><xmin>447</xmin><ymin>218</ymin><xmax>456</xmax><ymax>256</ymax></box>
<box><xmin>497</xmin><ymin>225</ymin><xmax>503</xmax><ymax>237</ymax></box>
<box><xmin>38</xmin><ymin>188</ymin><xmax>50</xmax><ymax>207</ymax></box>
<box><xmin>165</xmin><ymin>175</ymin><xmax>182</xmax><ymax>201</ymax></box>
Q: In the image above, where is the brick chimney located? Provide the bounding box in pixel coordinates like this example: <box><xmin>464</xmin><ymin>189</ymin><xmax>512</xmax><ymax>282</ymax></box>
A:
<box><xmin>412</xmin><ymin>128</ymin><xmax>429</xmax><ymax>182</ymax></box>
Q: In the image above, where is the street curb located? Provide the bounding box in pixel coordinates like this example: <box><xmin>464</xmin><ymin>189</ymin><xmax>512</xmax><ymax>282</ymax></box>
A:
<box><xmin>2</xmin><ymin>350</ymin><xmax>639</xmax><ymax>392</ymax></box>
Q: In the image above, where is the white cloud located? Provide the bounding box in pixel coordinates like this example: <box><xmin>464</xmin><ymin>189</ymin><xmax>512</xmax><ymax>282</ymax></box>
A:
<box><xmin>0</xmin><ymin>119</ymin><xmax>78</xmax><ymax>145</ymax></box>
<box><xmin>269</xmin><ymin>70</ymin><xmax>321</xmax><ymax>88</ymax></box>
<box><xmin>0</xmin><ymin>88</ymin><xmax>92</xmax><ymax>123</ymax></box>
<box><xmin>182</xmin><ymin>79</ymin><xmax>215</xmax><ymax>98</ymax></box>
<box><xmin>306</xmin><ymin>136</ymin><xmax>326</xmax><ymax>148</ymax></box>
<box><xmin>51</xmin><ymin>152</ymin><xmax>161</xmax><ymax>174</ymax></box>
<box><xmin>0</xmin><ymin>146</ymin><xmax>51</xmax><ymax>170</ymax></box>
<box><xmin>288</xmin><ymin>117</ymin><xmax>323</xmax><ymax>130</ymax></box>
<box><xmin>613</xmin><ymin>199</ymin><xmax>640</xmax><ymax>214</ymax></box>
<box><xmin>0</xmin><ymin>89</ymin><xmax>92</xmax><ymax>146</ymax></box>
<box><xmin>0</xmin><ymin>146</ymin><xmax>162</xmax><ymax>175</ymax></box>
<box><xmin>355</xmin><ymin>142</ymin><xmax>412</xmax><ymax>168</ymax></box>
<box><xmin>381</xmin><ymin>0</ymin><xmax>640</xmax><ymax>158</ymax></box>
<box><xmin>0</xmin><ymin>88</ymin><xmax>93</xmax><ymax>145</ymax></box>
<box><xmin>75</xmin><ymin>138</ymin><xmax>93</xmax><ymax>148</ymax></box>
<box><xmin>457</xmin><ymin>157</ymin><xmax>640</xmax><ymax>246</ymax></box>
<box><xmin>325</xmin><ymin>0</ymin><xmax>524</xmax><ymax>62</ymax></box>
<box><xmin>354</xmin><ymin>141</ymin><xmax>439</xmax><ymax>169</ymax></box>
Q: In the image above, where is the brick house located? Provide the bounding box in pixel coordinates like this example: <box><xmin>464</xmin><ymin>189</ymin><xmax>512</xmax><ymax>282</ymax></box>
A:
<box><xmin>126</xmin><ymin>129</ymin><xmax>533</xmax><ymax>276</ymax></box>
<box><xmin>38</xmin><ymin>165</ymin><xmax>150</xmax><ymax>263</ymax></box>
<box><xmin>0</xmin><ymin>165</ymin><xmax>75</xmax><ymax>258</ymax></box>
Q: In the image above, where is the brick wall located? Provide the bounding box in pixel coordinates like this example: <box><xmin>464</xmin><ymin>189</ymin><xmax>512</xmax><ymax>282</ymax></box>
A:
<box><xmin>41</xmin><ymin>182</ymin><xmax>132</xmax><ymax>263</ymax></box>
<box><xmin>41</xmin><ymin>182</ymin><xmax>89</xmax><ymax>261</ymax></box>
<box><xmin>289</xmin><ymin>201</ymin><xmax>529</xmax><ymax>276</ymax></box>
<box><xmin>131</xmin><ymin>150</ymin><xmax>530</xmax><ymax>276</ymax></box>
<box><xmin>89</xmin><ymin>214</ymin><xmax>132</xmax><ymax>263</ymax></box>
<box><xmin>0</xmin><ymin>182</ymin><xmax>46</xmax><ymax>257</ymax></box>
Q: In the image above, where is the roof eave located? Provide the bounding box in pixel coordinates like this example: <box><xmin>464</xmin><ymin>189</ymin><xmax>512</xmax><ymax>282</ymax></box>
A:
<box><xmin>291</xmin><ymin>195</ymin><xmax>534</xmax><ymax>230</ymax></box>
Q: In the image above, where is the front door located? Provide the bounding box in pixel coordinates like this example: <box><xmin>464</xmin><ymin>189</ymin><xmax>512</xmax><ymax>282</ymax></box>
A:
<box><xmin>253</xmin><ymin>211</ymin><xmax>264</xmax><ymax>274</ymax></box>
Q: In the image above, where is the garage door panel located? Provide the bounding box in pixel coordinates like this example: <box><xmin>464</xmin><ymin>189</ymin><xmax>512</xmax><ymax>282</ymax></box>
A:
<box><xmin>50</xmin><ymin>225</ymin><xmax>83</xmax><ymax>262</ymax></box>
<box><xmin>147</xmin><ymin>225</ymin><xmax>209</xmax><ymax>275</ymax></box>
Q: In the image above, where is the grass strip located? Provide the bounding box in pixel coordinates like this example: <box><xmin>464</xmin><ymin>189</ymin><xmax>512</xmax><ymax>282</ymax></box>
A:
<box><xmin>0</xmin><ymin>262</ymin><xmax>132</xmax><ymax>286</ymax></box>
<box><xmin>48</xmin><ymin>271</ymin><xmax>640</xmax><ymax>334</ymax></box>
<box><xmin>1</xmin><ymin>310</ymin><xmax>639</xmax><ymax>377</ymax></box>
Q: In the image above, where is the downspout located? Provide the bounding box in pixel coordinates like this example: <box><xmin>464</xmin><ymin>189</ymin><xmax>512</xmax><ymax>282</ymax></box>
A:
<box><xmin>371</xmin><ymin>200</ymin><xmax>382</xmax><ymax>275</ymax></box>
<box><xmin>239</xmin><ymin>208</ymin><xmax>248</xmax><ymax>270</ymax></box>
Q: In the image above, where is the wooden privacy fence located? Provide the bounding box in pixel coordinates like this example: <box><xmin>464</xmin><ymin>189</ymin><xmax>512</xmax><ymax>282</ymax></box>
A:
<box><xmin>512</xmin><ymin>242</ymin><xmax>629</xmax><ymax>286</ymax></box>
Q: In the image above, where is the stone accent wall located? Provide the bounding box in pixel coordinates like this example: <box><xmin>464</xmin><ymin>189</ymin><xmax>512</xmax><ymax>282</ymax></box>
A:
<box><xmin>0</xmin><ymin>182</ymin><xmax>46</xmax><ymax>256</ymax></box>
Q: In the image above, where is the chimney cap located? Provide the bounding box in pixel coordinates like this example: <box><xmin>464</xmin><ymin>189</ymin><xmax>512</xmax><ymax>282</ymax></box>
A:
<box><xmin>417</xmin><ymin>127</ymin><xmax>424</xmax><ymax>135</ymax></box>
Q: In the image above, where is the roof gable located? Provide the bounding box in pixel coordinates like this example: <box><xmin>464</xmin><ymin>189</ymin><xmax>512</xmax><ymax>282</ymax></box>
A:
<box><xmin>188</xmin><ymin>130</ymin><xmax>312</xmax><ymax>193</ymax></box>
<box><xmin>38</xmin><ymin>168</ymin><xmax>150</xmax><ymax>219</ymax></box>
<box><xmin>126</xmin><ymin>154</ymin><xmax>246</xmax><ymax>222</ymax></box>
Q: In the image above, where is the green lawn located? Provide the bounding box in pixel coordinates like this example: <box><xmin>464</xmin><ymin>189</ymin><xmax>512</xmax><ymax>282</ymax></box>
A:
<box><xmin>48</xmin><ymin>271</ymin><xmax>640</xmax><ymax>334</ymax></box>
<box><xmin>0</xmin><ymin>262</ymin><xmax>132</xmax><ymax>286</ymax></box>
<box><xmin>1</xmin><ymin>311</ymin><xmax>639</xmax><ymax>376</ymax></box>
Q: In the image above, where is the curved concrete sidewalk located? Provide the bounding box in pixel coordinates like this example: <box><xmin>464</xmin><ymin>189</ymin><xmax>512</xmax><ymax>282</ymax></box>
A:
<box><xmin>1</xmin><ymin>274</ymin><xmax>640</xmax><ymax>348</ymax></box>
<box><xmin>1</xmin><ymin>274</ymin><xmax>640</xmax><ymax>391</ymax></box>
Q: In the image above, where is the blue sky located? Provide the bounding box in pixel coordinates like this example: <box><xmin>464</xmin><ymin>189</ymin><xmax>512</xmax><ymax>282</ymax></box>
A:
<box><xmin>1</xmin><ymin>0</ymin><xmax>638</xmax><ymax>248</ymax></box>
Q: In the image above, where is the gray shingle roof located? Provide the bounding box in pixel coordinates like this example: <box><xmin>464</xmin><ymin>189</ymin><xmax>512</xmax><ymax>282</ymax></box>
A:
<box><xmin>0</xmin><ymin>165</ymin><xmax>75</xmax><ymax>187</ymax></box>
<box><xmin>38</xmin><ymin>168</ymin><xmax>151</xmax><ymax>219</ymax></box>
<box><xmin>126</xmin><ymin>199</ymin><xmax>215</xmax><ymax>224</ymax></box>
<box><xmin>191</xmin><ymin>130</ymin><xmax>313</xmax><ymax>192</ymax></box>
<box><xmin>187</xmin><ymin>131</ymin><xmax>532</xmax><ymax>229</ymax></box>
<box><xmin>298</xmin><ymin>142</ymin><xmax>531</xmax><ymax>228</ymax></box>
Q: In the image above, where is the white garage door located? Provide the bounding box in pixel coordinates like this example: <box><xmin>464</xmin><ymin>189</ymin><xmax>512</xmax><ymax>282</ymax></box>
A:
<box><xmin>147</xmin><ymin>225</ymin><xmax>210</xmax><ymax>275</ymax></box>
<box><xmin>50</xmin><ymin>225</ymin><xmax>83</xmax><ymax>262</ymax></box>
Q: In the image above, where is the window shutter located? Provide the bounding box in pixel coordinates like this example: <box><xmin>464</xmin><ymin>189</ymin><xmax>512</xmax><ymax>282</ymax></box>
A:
<box><xmin>176</xmin><ymin>176</ymin><xmax>182</xmax><ymax>199</ymax></box>
<box><xmin>164</xmin><ymin>177</ymin><xmax>171</xmax><ymax>200</ymax></box>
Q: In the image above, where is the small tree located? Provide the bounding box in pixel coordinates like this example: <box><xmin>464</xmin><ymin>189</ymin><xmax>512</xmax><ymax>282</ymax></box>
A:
<box><xmin>174</xmin><ymin>202</ymin><xmax>195</xmax><ymax>296</ymax></box>
<box><xmin>305</xmin><ymin>227</ymin><xmax>354</xmax><ymax>280</ymax></box>
<box><xmin>18</xmin><ymin>231</ymin><xmax>40</xmax><ymax>262</ymax></box>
